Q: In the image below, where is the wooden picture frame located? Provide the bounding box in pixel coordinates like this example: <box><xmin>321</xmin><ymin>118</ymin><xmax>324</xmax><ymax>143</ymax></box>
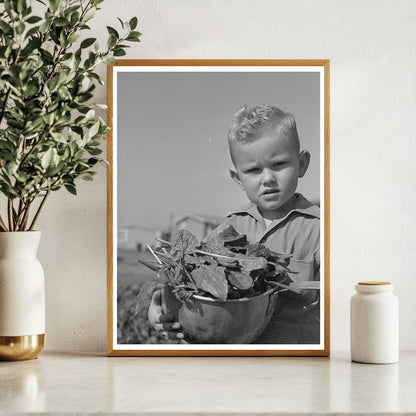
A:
<box><xmin>107</xmin><ymin>60</ymin><xmax>330</xmax><ymax>356</ymax></box>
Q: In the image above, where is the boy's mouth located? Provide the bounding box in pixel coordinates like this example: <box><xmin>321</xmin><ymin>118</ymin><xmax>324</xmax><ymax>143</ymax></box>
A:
<box><xmin>262</xmin><ymin>188</ymin><xmax>279</xmax><ymax>195</ymax></box>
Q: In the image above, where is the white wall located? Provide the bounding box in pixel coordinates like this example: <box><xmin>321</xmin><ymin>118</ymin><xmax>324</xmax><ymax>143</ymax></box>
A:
<box><xmin>38</xmin><ymin>0</ymin><xmax>416</xmax><ymax>351</ymax></box>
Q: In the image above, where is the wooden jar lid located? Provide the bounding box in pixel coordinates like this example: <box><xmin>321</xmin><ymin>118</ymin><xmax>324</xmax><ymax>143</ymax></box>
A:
<box><xmin>358</xmin><ymin>281</ymin><xmax>391</xmax><ymax>285</ymax></box>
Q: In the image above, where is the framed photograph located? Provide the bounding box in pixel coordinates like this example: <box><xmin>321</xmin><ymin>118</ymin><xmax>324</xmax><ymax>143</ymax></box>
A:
<box><xmin>107</xmin><ymin>60</ymin><xmax>330</xmax><ymax>356</ymax></box>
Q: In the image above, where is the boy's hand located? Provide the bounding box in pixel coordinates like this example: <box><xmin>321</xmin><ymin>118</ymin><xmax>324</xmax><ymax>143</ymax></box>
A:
<box><xmin>148</xmin><ymin>289</ymin><xmax>186</xmax><ymax>341</ymax></box>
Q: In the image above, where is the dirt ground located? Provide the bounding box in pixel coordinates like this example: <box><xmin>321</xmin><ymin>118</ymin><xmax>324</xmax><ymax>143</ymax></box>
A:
<box><xmin>116</xmin><ymin>247</ymin><xmax>177</xmax><ymax>344</ymax></box>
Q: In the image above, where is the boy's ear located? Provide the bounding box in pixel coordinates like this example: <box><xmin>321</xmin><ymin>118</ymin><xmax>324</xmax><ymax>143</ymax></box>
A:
<box><xmin>229</xmin><ymin>170</ymin><xmax>244</xmax><ymax>190</ymax></box>
<box><xmin>298</xmin><ymin>151</ymin><xmax>311</xmax><ymax>178</ymax></box>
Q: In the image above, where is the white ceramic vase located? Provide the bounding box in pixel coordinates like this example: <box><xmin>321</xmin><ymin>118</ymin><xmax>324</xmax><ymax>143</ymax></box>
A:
<box><xmin>0</xmin><ymin>231</ymin><xmax>45</xmax><ymax>361</ymax></box>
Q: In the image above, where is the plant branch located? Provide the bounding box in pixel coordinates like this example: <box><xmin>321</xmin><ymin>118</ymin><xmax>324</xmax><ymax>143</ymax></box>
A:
<box><xmin>7</xmin><ymin>199</ymin><xmax>14</xmax><ymax>231</ymax></box>
<box><xmin>0</xmin><ymin>213</ymin><xmax>8</xmax><ymax>231</ymax></box>
<box><xmin>20</xmin><ymin>200</ymin><xmax>33</xmax><ymax>231</ymax></box>
<box><xmin>18</xmin><ymin>121</ymin><xmax>58</xmax><ymax>169</ymax></box>
<box><xmin>28</xmin><ymin>189</ymin><xmax>50</xmax><ymax>231</ymax></box>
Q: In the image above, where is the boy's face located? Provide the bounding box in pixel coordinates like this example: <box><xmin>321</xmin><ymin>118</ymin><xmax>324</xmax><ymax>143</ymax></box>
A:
<box><xmin>229</xmin><ymin>129</ymin><xmax>310</xmax><ymax>219</ymax></box>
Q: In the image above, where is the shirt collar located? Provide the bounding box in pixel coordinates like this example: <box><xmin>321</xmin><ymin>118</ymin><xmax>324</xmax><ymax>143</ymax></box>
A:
<box><xmin>227</xmin><ymin>193</ymin><xmax>320</xmax><ymax>223</ymax></box>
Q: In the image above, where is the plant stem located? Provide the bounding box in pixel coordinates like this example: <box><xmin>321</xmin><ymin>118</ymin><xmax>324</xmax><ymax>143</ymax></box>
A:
<box><xmin>14</xmin><ymin>199</ymin><xmax>24</xmax><ymax>231</ymax></box>
<box><xmin>147</xmin><ymin>244</ymin><xmax>163</xmax><ymax>265</ymax></box>
<box><xmin>20</xmin><ymin>200</ymin><xmax>32</xmax><ymax>231</ymax></box>
<box><xmin>18</xmin><ymin>121</ymin><xmax>57</xmax><ymax>169</ymax></box>
<box><xmin>7</xmin><ymin>199</ymin><xmax>14</xmax><ymax>231</ymax></box>
<box><xmin>0</xmin><ymin>213</ymin><xmax>8</xmax><ymax>231</ymax></box>
<box><xmin>28</xmin><ymin>189</ymin><xmax>50</xmax><ymax>231</ymax></box>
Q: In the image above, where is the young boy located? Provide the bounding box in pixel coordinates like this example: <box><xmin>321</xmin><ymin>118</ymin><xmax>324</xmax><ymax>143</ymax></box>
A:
<box><xmin>148</xmin><ymin>104</ymin><xmax>320</xmax><ymax>344</ymax></box>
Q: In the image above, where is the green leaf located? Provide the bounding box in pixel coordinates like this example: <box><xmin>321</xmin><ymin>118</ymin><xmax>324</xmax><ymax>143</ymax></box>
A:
<box><xmin>50</xmin><ymin>131</ymin><xmax>66</xmax><ymax>143</ymax></box>
<box><xmin>129</xmin><ymin>16</ymin><xmax>138</xmax><ymax>30</ymax></box>
<box><xmin>70</xmin><ymin>11</ymin><xmax>80</xmax><ymax>26</ymax></box>
<box><xmin>54</xmin><ymin>17</ymin><xmax>69</xmax><ymax>27</ymax></box>
<box><xmin>107</xmin><ymin>33</ymin><xmax>117</xmax><ymax>49</ymax></box>
<box><xmin>77</xmin><ymin>171</ymin><xmax>95</xmax><ymax>181</ymax></box>
<box><xmin>16</xmin><ymin>21</ymin><xmax>25</xmax><ymax>35</ymax></box>
<box><xmin>80</xmin><ymin>37</ymin><xmax>96</xmax><ymax>49</ymax></box>
<box><xmin>68</xmin><ymin>33</ymin><xmax>80</xmax><ymax>44</ymax></box>
<box><xmin>49</xmin><ymin>0</ymin><xmax>60</xmax><ymax>13</ymax></box>
<box><xmin>88</xmin><ymin>120</ymin><xmax>100</xmax><ymax>138</ymax></box>
<box><xmin>113</xmin><ymin>47</ymin><xmax>126</xmax><ymax>57</ymax></box>
<box><xmin>0</xmin><ymin>20</ymin><xmax>13</xmax><ymax>35</ymax></box>
<box><xmin>26</xmin><ymin>15</ymin><xmax>42</xmax><ymax>24</ymax></box>
<box><xmin>87</xmin><ymin>147</ymin><xmax>102</xmax><ymax>156</ymax></box>
<box><xmin>17</xmin><ymin>0</ymin><xmax>26</xmax><ymax>13</ymax></box>
<box><xmin>106</xmin><ymin>26</ymin><xmax>119</xmax><ymax>38</ymax></box>
<box><xmin>103</xmin><ymin>56</ymin><xmax>117</xmax><ymax>65</ymax></box>
<box><xmin>5</xmin><ymin>162</ymin><xmax>18</xmax><ymax>176</ymax></box>
<box><xmin>25</xmin><ymin>25</ymin><xmax>40</xmax><ymax>39</ymax></box>
<box><xmin>126</xmin><ymin>31</ymin><xmax>141</xmax><ymax>42</ymax></box>
<box><xmin>25</xmin><ymin>117</ymin><xmax>44</xmax><ymax>133</ymax></box>
<box><xmin>64</xmin><ymin>183</ymin><xmax>77</xmax><ymax>195</ymax></box>
<box><xmin>14</xmin><ymin>171</ymin><xmax>28</xmax><ymax>183</ymax></box>
<box><xmin>41</xmin><ymin>148</ymin><xmax>54</xmax><ymax>169</ymax></box>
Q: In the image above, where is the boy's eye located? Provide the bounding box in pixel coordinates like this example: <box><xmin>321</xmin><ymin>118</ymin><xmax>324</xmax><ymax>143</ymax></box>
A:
<box><xmin>246</xmin><ymin>168</ymin><xmax>261</xmax><ymax>174</ymax></box>
<box><xmin>272</xmin><ymin>162</ymin><xmax>287</xmax><ymax>169</ymax></box>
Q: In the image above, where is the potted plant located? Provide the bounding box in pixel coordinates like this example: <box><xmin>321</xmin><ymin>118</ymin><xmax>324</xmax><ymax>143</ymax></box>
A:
<box><xmin>138</xmin><ymin>227</ymin><xmax>298</xmax><ymax>344</ymax></box>
<box><xmin>0</xmin><ymin>0</ymin><xmax>140</xmax><ymax>360</ymax></box>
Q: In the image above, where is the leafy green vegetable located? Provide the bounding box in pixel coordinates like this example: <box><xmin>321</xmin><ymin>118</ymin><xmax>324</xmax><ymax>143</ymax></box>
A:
<box><xmin>191</xmin><ymin>265</ymin><xmax>228</xmax><ymax>301</ymax></box>
<box><xmin>138</xmin><ymin>226</ymin><xmax>294</xmax><ymax>303</ymax></box>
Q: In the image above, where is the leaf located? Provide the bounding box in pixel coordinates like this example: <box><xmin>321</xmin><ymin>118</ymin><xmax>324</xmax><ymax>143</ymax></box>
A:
<box><xmin>64</xmin><ymin>183</ymin><xmax>77</xmax><ymax>195</ymax></box>
<box><xmin>54</xmin><ymin>17</ymin><xmax>69</xmax><ymax>27</ymax></box>
<box><xmin>68</xmin><ymin>33</ymin><xmax>80</xmax><ymax>44</ymax></box>
<box><xmin>113</xmin><ymin>47</ymin><xmax>126</xmax><ymax>57</ymax></box>
<box><xmin>129</xmin><ymin>16</ymin><xmax>138</xmax><ymax>30</ymax></box>
<box><xmin>170</xmin><ymin>229</ymin><xmax>199</xmax><ymax>258</ymax></box>
<box><xmin>50</xmin><ymin>131</ymin><xmax>67</xmax><ymax>143</ymax></box>
<box><xmin>87</xmin><ymin>147</ymin><xmax>102</xmax><ymax>156</ymax></box>
<box><xmin>77</xmin><ymin>171</ymin><xmax>94</xmax><ymax>181</ymax></box>
<box><xmin>49</xmin><ymin>0</ymin><xmax>60</xmax><ymax>13</ymax></box>
<box><xmin>0</xmin><ymin>20</ymin><xmax>13</xmax><ymax>35</ymax></box>
<box><xmin>106</xmin><ymin>26</ymin><xmax>119</xmax><ymax>39</ymax></box>
<box><xmin>41</xmin><ymin>148</ymin><xmax>54</xmax><ymax>169</ymax></box>
<box><xmin>107</xmin><ymin>33</ymin><xmax>117</xmax><ymax>49</ymax></box>
<box><xmin>217</xmin><ymin>225</ymin><xmax>248</xmax><ymax>247</ymax></box>
<box><xmin>16</xmin><ymin>21</ymin><xmax>25</xmax><ymax>35</ymax></box>
<box><xmin>26</xmin><ymin>15</ymin><xmax>42</xmax><ymax>24</ymax></box>
<box><xmin>80</xmin><ymin>37</ymin><xmax>96</xmax><ymax>49</ymax></box>
<box><xmin>88</xmin><ymin>120</ymin><xmax>100</xmax><ymax>138</ymax></box>
<box><xmin>235</xmin><ymin>255</ymin><xmax>268</xmax><ymax>273</ymax></box>
<box><xmin>227</xmin><ymin>270</ymin><xmax>253</xmax><ymax>290</ymax></box>
<box><xmin>14</xmin><ymin>171</ymin><xmax>29</xmax><ymax>183</ymax></box>
<box><xmin>103</xmin><ymin>56</ymin><xmax>117</xmax><ymax>65</ymax></box>
<box><xmin>5</xmin><ymin>162</ymin><xmax>18</xmax><ymax>176</ymax></box>
<box><xmin>191</xmin><ymin>265</ymin><xmax>228</xmax><ymax>301</ymax></box>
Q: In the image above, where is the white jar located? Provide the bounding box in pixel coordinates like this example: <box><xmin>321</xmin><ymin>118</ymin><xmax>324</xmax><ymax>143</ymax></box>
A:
<box><xmin>350</xmin><ymin>281</ymin><xmax>399</xmax><ymax>364</ymax></box>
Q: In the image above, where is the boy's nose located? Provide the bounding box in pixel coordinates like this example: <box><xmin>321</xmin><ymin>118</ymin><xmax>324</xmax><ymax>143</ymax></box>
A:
<box><xmin>261</xmin><ymin>169</ymin><xmax>277</xmax><ymax>185</ymax></box>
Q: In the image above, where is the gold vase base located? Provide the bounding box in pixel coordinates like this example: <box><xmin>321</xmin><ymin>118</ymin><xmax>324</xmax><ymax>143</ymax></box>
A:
<box><xmin>0</xmin><ymin>334</ymin><xmax>45</xmax><ymax>361</ymax></box>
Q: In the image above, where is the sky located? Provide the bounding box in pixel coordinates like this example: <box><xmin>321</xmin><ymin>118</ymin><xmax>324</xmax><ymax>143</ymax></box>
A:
<box><xmin>116</xmin><ymin>69</ymin><xmax>321</xmax><ymax>231</ymax></box>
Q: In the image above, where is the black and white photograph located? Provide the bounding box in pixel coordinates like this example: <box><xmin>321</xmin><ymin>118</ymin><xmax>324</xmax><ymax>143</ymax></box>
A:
<box><xmin>107</xmin><ymin>60</ymin><xmax>330</xmax><ymax>356</ymax></box>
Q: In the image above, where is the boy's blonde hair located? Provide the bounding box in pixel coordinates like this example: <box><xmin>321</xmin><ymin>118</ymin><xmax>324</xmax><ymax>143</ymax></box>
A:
<box><xmin>228</xmin><ymin>104</ymin><xmax>300</xmax><ymax>152</ymax></box>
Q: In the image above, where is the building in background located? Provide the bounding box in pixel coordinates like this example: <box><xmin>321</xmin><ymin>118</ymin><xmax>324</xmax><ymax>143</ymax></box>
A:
<box><xmin>118</xmin><ymin>213</ymin><xmax>222</xmax><ymax>251</ymax></box>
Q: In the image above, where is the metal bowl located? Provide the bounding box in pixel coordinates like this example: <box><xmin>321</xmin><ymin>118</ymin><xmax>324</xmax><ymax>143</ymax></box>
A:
<box><xmin>162</xmin><ymin>286</ymin><xmax>278</xmax><ymax>344</ymax></box>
